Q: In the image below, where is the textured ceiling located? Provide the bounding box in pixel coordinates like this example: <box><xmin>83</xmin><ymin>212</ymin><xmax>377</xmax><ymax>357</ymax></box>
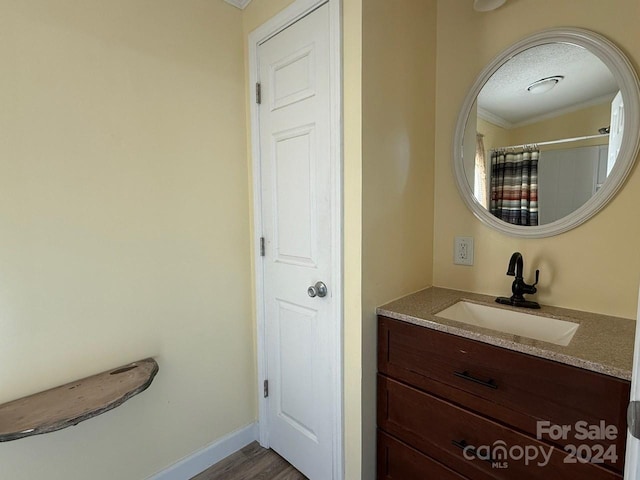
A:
<box><xmin>477</xmin><ymin>43</ymin><xmax>619</xmax><ymax>128</ymax></box>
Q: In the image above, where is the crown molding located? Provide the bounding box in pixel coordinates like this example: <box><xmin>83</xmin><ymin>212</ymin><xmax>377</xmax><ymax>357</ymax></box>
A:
<box><xmin>479</xmin><ymin>93</ymin><xmax>616</xmax><ymax>131</ymax></box>
<box><xmin>224</xmin><ymin>0</ymin><xmax>252</xmax><ymax>9</ymax></box>
<box><xmin>478</xmin><ymin>107</ymin><xmax>511</xmax><ymax>129</ymax></box>
<box><xmin>509</xmin><ymin>93</ymin><xmax>615</xmax><ymax>129</ymax></box>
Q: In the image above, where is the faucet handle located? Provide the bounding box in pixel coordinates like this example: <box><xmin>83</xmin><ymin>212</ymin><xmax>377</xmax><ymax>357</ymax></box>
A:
<box><xmin>531</xmin><ymin>269</ymin><xmax>539</xmax><ymax>287</ymax></box>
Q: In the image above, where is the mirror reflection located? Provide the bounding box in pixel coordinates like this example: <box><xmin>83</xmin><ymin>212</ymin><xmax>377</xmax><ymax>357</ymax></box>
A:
<box><xmin>463</xmin><ymin>42</ymin><xmax>623</xmax><ymax>226</ymax></box>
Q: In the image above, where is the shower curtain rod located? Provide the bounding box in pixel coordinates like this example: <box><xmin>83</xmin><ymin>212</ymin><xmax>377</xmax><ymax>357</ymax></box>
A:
<box><xmin>492</xmin><ymin>133</ymin><xmax>609</xmax><ymax>151</ymax></box>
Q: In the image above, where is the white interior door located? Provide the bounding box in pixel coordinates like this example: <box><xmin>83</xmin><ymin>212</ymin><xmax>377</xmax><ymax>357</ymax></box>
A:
<box><xmin>257</xmin><ymin>4</ymin><xmax>335</xmax><ymax>479</ymax></box>
<box><xmin>624</xmin><ymin>286</ymin><xmax>640</xmax><ymax>478</ymax></box>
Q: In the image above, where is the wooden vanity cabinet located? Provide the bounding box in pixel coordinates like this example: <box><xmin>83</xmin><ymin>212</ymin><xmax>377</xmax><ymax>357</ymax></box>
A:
<box><xmin>377</xmin><ymin>316</ymin><xmax>630</xmax><ymax>479</ymax></box>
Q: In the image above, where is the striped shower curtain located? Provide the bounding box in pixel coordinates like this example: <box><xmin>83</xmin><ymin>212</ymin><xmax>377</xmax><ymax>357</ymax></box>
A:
<box><xmin>490</xmin><ymin>148</ymin><xmax>539</xmax><ymax>226</ymax></box>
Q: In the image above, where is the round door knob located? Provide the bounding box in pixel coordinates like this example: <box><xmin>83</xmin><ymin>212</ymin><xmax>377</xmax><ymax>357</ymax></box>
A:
<box><xmin>307</xmin><ymin>281</ymin><xmax>328</xmax><ymax>298</ymax></box>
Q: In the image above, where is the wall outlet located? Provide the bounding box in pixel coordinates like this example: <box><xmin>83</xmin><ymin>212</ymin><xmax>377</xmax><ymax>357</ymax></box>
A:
<box><xmin>454</xmin><ymin>236</ymin><xmax>474</xmax><ymax>266</ymax></box>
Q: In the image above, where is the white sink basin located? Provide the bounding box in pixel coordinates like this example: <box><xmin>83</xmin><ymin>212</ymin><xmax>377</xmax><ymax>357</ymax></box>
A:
<box><xmin>435</xmin><ymin>301</ymin><xmax>579</xmax><ymax>346</ymax></box>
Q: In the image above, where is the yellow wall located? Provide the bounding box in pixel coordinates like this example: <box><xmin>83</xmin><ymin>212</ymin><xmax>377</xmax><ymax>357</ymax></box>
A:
<box><xmin>6</xmin><ymin>1</ymin><xmax>637</xmax><ymax>480</ymax></box>
<box><xmin>508</xmin><ymin>102</ymin><xmax>611</xmax><ymax>149</ymax></box>
<box><xmin>480</xmin><ymin>102</ymin><xmax>611</xmax><ymax>152</ymax></box>
<box><xmin>343</xmin><ymin>0</ymin><xmax>365</xmax><ymax>478</ymax></box>
<box><xmin>361</xmin><ymin>1</ymin><xmax>436</xmax><ymax>478</ymax></box>
<box><xmin>0</xmin><ymin>1</ymin><xmax>255</xmax><ymax>479</ymax></box>
<box><xmin>434</xmin><ymin>0</ymin><xmax>640</xmax><ymax>319</ymax></box>
<box><xmin>477</xmin><ymin>116</ymin><xmax>510</xmax><ymax>158</ymax></box>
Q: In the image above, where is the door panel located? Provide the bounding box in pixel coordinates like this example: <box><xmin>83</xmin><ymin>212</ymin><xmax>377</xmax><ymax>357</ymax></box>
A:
<box><xmin>277</xmin><ymin>299</ymin><xmax>317</xmax><ymax>441</ymax></box>
<box><xmin>270</xmin><ymin>44</ymin><xmax>316</xmax><ymax>110</ymax></box>
<box><xmin>273</xmin><ymin>126</ymin><xmax>317</xmax><ymax>265</ymax></box>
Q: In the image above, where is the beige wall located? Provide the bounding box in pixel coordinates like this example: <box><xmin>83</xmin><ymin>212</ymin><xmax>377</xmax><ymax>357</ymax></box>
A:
<box><xmin>508</xmin><ymin>102</ymin><xmax>611</xmax><ymax>149</ymax></box>
<box><xmin>361</xmin><ymin>0</ymin><xmax>436</xmax><ymax>477</ymax></box>
<box><xmin>8</xmin><ymin>2</ymin><xmax>636</xmax><ymax>480</ymax></box>
<box><xmin>477</xmin><ymin>116</ymin><xmax>510</xmax><ymax>158</ymax></box>
<box><xmin>342</xmin><ymin>0</ymin><xmax>365</xmax><ymax>478</ymax></box>
<box><xmin>0</xmin><ymin>1</ymin><xmax>255</xmax><ymax>479</ymax></box>
<box><xmin>480</xmin><ymin>102</ymin><xmax>612</xmax><ymax>152</ymax></box>
<box><xmin>434</xmin><ymin>0</ymin><xmax>640</xmax><ymax>319</ymax></box>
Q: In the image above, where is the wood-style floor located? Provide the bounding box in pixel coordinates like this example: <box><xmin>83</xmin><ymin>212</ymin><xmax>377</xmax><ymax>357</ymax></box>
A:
<box><xmin>191</xmin><ymin>442</ymin><xmax>308</xmax><ymax>480</ymax></box>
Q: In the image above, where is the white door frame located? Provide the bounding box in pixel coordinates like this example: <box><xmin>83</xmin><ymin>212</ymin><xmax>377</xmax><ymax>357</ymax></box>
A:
<box><xmin>624</xmin><ymin>286</ymin><xmax>640</xmax><ymax>478</ymax></box>
<box><xmin>248</xmin><ymin>1</ymin><xmax>343</xmax><ymax>478</ymax></box>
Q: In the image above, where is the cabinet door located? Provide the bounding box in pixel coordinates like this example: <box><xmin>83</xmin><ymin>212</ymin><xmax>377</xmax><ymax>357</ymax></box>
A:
<box><xmin>378</xmin><ymin>431</ymin><xmax>469</xmax><ymax>480</ymax></box>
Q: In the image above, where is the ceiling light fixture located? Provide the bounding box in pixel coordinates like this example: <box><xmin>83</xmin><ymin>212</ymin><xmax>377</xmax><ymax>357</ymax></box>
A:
<box><xmin>473</xmin><ymin>0</ymin><xmax>507</xmax><ymax>12</ymax></box>
<box><xmin>527</xmin><ymin>76</ymin><xmax>564</xmax><ymax>94</ymax></box>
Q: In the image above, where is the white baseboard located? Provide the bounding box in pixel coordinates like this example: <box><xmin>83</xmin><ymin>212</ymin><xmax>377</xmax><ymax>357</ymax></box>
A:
<box><xmin>148</xmin><ymin>422</ymin><xmax>258</xmax><ymax>480</ymax></box>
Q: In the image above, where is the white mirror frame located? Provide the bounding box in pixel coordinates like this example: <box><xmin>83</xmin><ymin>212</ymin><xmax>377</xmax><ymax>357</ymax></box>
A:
<box><xmin>453</xmin><ymin>28</ymin><xmax>640</xmax><ymax>238</ymax></box>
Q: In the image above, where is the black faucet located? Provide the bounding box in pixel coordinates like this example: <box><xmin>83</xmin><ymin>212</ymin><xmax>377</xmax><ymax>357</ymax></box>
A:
<box><xmin>496</xmin><ymin>252</ymin><xmax>540</xmax><ymax>309</ymax></box>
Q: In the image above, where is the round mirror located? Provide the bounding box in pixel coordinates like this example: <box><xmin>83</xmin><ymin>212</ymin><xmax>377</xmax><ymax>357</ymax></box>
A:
<box><xmin>453</xmin><ymin>28</ymin><xmax>640</xmax><ymax>238</ymax></box>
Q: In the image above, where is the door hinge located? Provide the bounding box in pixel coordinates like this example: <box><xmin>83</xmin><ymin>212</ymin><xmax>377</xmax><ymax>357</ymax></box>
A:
<box><xmin>260</xmin><ymin>237</ymin><xmax>265</xmax><ymax>257</ymax></box>
<box><xmin>256</xmin><ymin>82</ymin><xmax>262</xmax><ymax>105</ymax></box>
<box><xmin>263</xmin><ymin>379</ymin><xmax>269</xmax><ymax>398</ymax></box>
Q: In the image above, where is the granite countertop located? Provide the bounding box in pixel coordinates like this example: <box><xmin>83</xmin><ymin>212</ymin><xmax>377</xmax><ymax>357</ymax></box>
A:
<box><xmin>377</xmin><ymin>287</ymin><xmax>635</xmax><ymax>381</ymax></box>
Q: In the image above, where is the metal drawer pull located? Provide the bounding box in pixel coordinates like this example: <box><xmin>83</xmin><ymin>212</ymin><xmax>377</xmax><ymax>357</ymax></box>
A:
<box><xmin>452</xmin><ymin>440</ymin><xmax>495</xmax><ymax>464</ymax></box>
<box><xmin>454</xmin><ymin>370</ymin><xmax>498</xmax><ymax>389</ymax></box>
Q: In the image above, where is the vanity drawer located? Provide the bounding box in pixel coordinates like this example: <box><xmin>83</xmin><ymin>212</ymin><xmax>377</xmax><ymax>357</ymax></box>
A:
<box><xmin>378</xmin><ymin>375</ymin><xmax>622</xmax><ymax>480</ymax></box>
<box><xmin>378</xmin><ymin>316</ymin><xmax>628</xmax><ymax>471</ymax></box>
<box><xmin>378</xmin><ymin>430</ymin><xmax>470</xmax><ymax>479</ymax></box>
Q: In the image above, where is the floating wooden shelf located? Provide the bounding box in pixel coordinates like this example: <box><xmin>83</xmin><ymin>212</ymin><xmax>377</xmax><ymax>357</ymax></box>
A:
<box><xmin>0</xmin><ymin>358</ymin><xmax>158</xmax><ymax>442</ymax></box>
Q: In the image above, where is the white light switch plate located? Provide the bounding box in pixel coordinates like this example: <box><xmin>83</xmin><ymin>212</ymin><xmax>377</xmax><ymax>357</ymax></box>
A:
<box><xmin>454</xmin><ymin>236</ymin><xmax>474</xmax><ymax>266</ymax></box>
